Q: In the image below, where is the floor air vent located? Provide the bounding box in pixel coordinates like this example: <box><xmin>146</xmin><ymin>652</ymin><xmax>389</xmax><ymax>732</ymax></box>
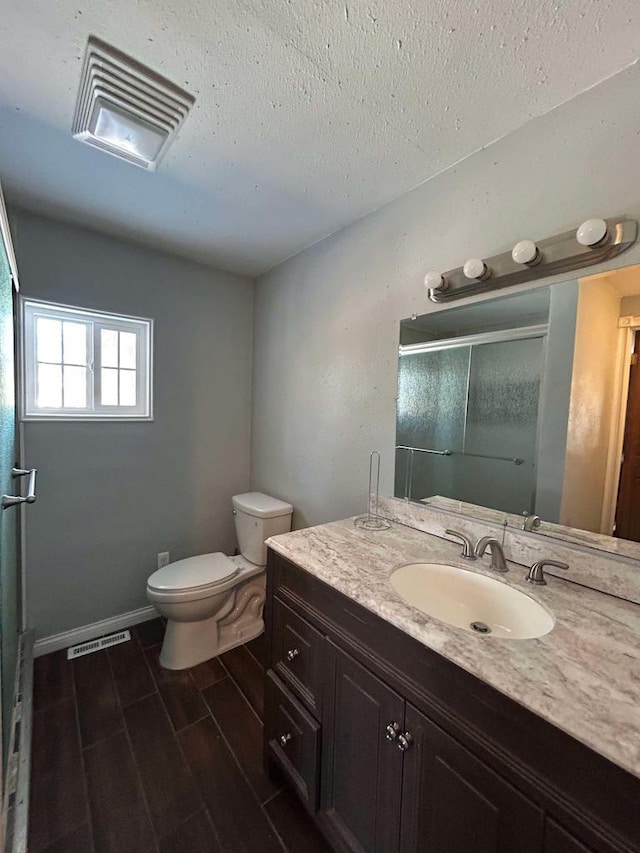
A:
<box><xmin>67</xmin><ymin>630</ymin><xmax>131</xmax><ymax>660</ymax></box>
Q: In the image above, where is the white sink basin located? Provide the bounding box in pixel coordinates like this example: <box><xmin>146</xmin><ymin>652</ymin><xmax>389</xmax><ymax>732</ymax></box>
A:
<box><xmin>390</xmin><ymin>562</ymin><xmax>554</xmax><ymax>639</ymax></box>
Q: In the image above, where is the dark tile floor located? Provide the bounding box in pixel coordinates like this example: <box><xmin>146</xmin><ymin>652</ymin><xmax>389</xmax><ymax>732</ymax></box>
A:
<box><xmin>30</xmin><ymin>620</ymin><xmax>332</xmax><ymax>853</ymax></box>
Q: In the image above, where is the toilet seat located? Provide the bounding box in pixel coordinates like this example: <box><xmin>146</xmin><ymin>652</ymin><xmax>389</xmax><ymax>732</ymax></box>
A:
<box><xmin>147</xmin><ymin>552</ymin><xmax>238</xmax><ymax>596</ymax></box>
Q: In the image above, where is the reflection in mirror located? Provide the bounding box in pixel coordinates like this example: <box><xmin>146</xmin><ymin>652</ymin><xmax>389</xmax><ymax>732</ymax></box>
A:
<box><xmin>395</xmin><ymin>263</ymin><xmax>640</xmax><ymax>558</ymax></box>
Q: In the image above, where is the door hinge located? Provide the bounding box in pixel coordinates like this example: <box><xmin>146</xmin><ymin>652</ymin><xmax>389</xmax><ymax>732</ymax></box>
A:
<box><xmin>631</xmin><ymin>353</ymin><xmax>638</xmax><ymax>366</ymax></box>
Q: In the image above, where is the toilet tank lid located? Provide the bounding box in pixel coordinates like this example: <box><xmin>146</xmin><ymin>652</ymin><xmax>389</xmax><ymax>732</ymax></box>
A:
<box><xmin>147</xmin><ymin>552</ymin><xmax>237</xmax><ymax>592</ymax></box>
<box><xmin>232</xmin><ymin>492</ymin><xmax>293</xmax><ymax>519</ymax></box>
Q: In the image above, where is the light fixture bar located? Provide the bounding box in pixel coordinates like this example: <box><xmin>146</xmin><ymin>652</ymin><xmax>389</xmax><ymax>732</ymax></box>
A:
<box><xmin>426</xmin><ymin>216</ymin><xmax>637</xmax><ymax>303</ymax></box>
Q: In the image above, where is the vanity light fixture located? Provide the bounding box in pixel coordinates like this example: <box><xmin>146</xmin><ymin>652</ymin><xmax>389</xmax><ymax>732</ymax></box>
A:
<box><xmin>72</xmin><ymin>37</ymin><xmax>195</xmax><ymax>170</ymax></box>
<box><xmin>425</xmin><ymin>215</ymin><xmax>637</xmax><ymax>302</ymax></box>
<box><xmin>511</xmin><ymin>239</ymin><xmax>541</xmax><ymax>266</ymax></box>
<box><xmin>463</xmin><ymin>258</ymin><xmax>491</xmax><ymax>281</ymax></box>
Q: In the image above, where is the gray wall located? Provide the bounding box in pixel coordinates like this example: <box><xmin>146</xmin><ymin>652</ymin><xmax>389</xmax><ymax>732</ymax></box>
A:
<box><xmin>12</xmin><ymin>210</ymin><xmax>254</xmax><ymax>639</ymax></box>
<box><xmin>251</xmin><ymin>63</ymin><xmax>640</xmax><ymax>529</ymax></box>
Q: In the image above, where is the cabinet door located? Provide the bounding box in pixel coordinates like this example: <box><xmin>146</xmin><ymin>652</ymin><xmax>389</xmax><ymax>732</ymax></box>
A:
<box><xmin>401</xmin><ymin>704</ymin><xmax>543</xmax><ymax>853</ymax></box>
<box><xmin>321</xmin><ymin>642</ymin><xmax>404</xmax><ymax>853</ymax></box>
<box><xmin>544</xmin><ymin>818</ymin><xmax>603</xmax><ymax>853</ymax></box>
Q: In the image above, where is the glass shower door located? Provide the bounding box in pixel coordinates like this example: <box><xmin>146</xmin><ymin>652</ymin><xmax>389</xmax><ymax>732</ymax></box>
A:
<box><xmin>395</xmin><ymin>332</ymin><xmax>545</xmax><ymax>514</ymax></box>
<box><xmin>395</xmin><ymin>346</ymin><xmax>470</xmax><ymax>501</ymax></box>
<box><xmin>460</xmin><ymin>335</ymin><xmax>545</xmax><ymax>514</ymax></box>
<box><xmin>0</xmin><ymin>236</ymin><xmax>19</xmax><ymax>770</ymax></box>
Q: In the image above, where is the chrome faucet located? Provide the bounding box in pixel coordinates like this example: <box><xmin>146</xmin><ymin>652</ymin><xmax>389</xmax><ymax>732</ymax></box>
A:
<box><xmin>525</xmin><ymin>559</ymin><xmax>569</xmax><ymax>586</ymax></box>
<box><xmin>474</xmin><ymin>536</ymin><xmax>508</xmax><ymax>572</ymax></box>
<box><xmin>522</xmin><ymin>513</ymin><xmax>541</xmax><ymax>532</ymax></box>
<box><xmin>445</xmin><ymin>529</ymin><xmax>476</xmax><ymax>560</ymax></box>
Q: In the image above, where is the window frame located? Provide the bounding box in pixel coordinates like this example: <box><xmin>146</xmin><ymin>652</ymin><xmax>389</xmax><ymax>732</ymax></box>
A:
<box><xmin>20</xmin><ymin>298</ymin><xmax>154</xmax><ymax>422</ymax></box>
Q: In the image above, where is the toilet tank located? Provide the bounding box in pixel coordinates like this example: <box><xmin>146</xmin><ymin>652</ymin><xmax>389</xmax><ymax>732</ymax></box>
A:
<box><xmin>232</xmin><ymin>492</ymin><xmax>293</xmax><ymax>566</ymax></box>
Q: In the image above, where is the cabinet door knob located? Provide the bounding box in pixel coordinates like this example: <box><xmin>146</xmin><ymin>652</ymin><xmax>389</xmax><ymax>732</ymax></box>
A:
<box><xmin>385</xmin><ymin>722</ymin><xmax>401</xmax><ymax>742</ymax></box>
<box><xmin>397</xmin><ymin>732</ymin><xmax>413</xmax><ymax>752</ymax></box>
<box><xmin>279</xmin><ymin>732</ymin><xmax>292</xmax><ymax>748</ymax></box>
<box><xmin>285</xmin><ymin>648</ymin><xmax>299</xmax><ymax>662</ymax></box>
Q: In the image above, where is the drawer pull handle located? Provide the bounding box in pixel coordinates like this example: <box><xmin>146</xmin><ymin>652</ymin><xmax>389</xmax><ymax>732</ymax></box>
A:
<box><xmin>385</xmin><ymin>722</ymin><xmax>401</xmax><ymax>742</ymax></box>
<box><xmin>279</xmin><ymin>732</ymin><xmax>292</xmax><ymax>748</ymax></box>
<box><xmin>397</xmin><ymin>732</ymin><xmax>413</xmax><ymax>752</ymax></box>
<box><xmin>286</xmin><ymin>648</ymin><xmax>299</xmax><ymax>662</ymax></box>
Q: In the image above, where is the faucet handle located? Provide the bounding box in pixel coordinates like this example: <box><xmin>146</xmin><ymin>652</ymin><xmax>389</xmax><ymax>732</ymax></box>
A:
<box><xmin>445</xmin><ymin>529</ymin><xmax>477</xmax><ymax>560</ymax></box>
<box><xmin>522</xmin><ymin>513</ymin><xmax>541</xmax><ymax>532</ymax></box>
<box><xmin>526</xmin><ymin>559</ymin><xmax>569</xmax><ymax>586</ymax></box>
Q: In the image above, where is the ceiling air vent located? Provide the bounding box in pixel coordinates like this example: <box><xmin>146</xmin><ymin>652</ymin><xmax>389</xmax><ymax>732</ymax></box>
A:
<box><xmin>72</xmin><ymin>36</ymin><xmax>194</xmax><ymax>170</ymax></box>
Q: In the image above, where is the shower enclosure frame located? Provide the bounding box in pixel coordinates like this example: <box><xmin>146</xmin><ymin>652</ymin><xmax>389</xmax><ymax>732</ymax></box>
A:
<box><xmin>0</xmin><ymin>187</ymin><xmax>33</xmax><ymax>853</ymax></box>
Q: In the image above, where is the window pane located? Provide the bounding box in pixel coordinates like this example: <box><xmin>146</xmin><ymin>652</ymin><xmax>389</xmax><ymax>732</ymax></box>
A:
<box><xmin>119</xmin><ymin>332</ymin><xmax>137</xmax><ymax>369</ymax></box>
<box><xmin>101</xmin><ymin>329</ymin><xmax>119</xmax><ymax>368</ymax></box>
<box><xmin>37</xmin><ymin>363</ymin><xmax>62</xmax><ymax>408</ymax></box>
<box><xmin>36</xmin><ymin>318</ymin><xmax>62</xmax><ymax>363</ymax></box>
<box><xmin>101</xmin><ymin>368</ymin><xmax>118</xmax><ymax>405</ymax></box>
<box><xmin>63</xmin><ymin>366</ymin><xmax>87</xmax><ymax>408</ymax></box>
<box><xmin>119</xmin><ymin>369</ymin><xmax>137</xmax><ymax>406</ymax></box>
<box><xmin>63</xmin><ymin>321</ymin><xmax>88</xmax><ymax>366</ymax></box>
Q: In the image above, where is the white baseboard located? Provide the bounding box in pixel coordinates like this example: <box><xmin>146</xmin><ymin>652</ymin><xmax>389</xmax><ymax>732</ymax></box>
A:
<box><xmin>34</xmin><ymin>605</ymin><xmax>158</xmax><ymax>657</ymax></box>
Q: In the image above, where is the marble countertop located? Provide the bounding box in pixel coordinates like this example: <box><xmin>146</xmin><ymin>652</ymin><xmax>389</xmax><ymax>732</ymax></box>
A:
<box><xmin>267</xmin><ymin>518</ymin><xmax>640</xmax><ymax>780</ymax></box>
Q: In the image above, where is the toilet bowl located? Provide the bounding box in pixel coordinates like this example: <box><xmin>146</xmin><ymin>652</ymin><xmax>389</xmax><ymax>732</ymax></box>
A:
<box><xmin>146</xmin><ymin>492</ymin><xmax>293</xmax><ymax>669</ymax></box>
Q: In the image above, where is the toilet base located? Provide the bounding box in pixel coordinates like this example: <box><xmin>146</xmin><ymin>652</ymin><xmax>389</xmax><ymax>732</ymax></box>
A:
<box><xmin>158</xmin><ymin>573</ymin><xmax>266</xmax><ymax>670</ymax></box>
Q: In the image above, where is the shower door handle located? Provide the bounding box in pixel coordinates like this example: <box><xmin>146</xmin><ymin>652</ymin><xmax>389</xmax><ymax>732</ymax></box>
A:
<box><xmin>2</xmin><ymin>467</ymin><xmax>37</xmax><ymax>509</ymax></box>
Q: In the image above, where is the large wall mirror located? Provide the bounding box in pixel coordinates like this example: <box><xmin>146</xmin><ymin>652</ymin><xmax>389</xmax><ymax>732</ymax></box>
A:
<box><xmin>395</xmin><ymin>262</ymin><xmax>640</xmax><ymax>558</ymax></box>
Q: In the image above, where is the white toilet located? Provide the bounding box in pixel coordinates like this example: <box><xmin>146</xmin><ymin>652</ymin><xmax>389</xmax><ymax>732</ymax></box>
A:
<box><xmin>146</xmin><ymin>492</ymin><xmax>293</xmax><ymax>670</ymax></box>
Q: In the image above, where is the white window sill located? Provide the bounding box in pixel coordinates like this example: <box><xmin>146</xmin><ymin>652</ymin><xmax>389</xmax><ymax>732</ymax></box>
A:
<box><xmin>21</xmin><ymin>416</ymin><xmax>155</xmax><ymax>423</ymax></box>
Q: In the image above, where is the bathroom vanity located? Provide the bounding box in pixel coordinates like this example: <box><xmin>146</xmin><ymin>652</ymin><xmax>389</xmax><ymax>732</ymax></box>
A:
<box><xmin>263</xmin><ymin>519</ymin><xmax>640</xmax><ymax>853</ymax></box>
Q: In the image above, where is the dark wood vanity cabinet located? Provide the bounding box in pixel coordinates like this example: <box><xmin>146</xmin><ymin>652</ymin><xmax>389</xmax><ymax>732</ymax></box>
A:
<box><xmin>400</xmin><ymin>703</ymin><xmax>543</xmax><ymax>853</ymax></box>
<box><xmin>544</xmin><ymin>820</ymin><xmax>598</xmax><ymax>853</ymax></box>
<box><xmin>321</xmin><ymin>641</ymin><xmax>543</xmax><ymax>853</ymax></box>
<box><xmin>264</xmin><ymin>550</ymin><xmax>640</xmax><ymax>853</ymax></box>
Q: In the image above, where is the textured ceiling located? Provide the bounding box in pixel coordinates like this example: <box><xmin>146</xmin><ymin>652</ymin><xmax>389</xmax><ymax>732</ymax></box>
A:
<box><xmin>0</xmin><ymin>0</ymin><xmax>639</xmax><ymax>276</ymax></box>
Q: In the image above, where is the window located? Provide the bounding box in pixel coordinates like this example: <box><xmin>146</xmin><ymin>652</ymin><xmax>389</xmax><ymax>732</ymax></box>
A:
<box><xmin>21</xmin><ymin>299</ymin><xmax>152</xmax><ymax>420</ymax></box>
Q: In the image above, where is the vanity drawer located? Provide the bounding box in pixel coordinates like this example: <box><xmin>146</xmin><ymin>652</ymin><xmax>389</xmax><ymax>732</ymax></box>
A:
<box><xmin>273</xmin><ymin>596</ymin><xmax>324</xmax><ymax>716</ymax></box>
<box><xmin>265</xmin><ymin>670</ymin><xmax>321</xmax><ymax>811</ymax></box>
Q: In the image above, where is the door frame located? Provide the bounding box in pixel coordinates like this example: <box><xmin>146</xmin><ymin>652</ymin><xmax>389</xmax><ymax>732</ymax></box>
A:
<box><xmin>18</xmin><ymin>424</ymin><xmax>27</xmax><ymax>631</ymax></box>
<box><xmin>600</xmin><ymin>317</ymin><xmax>640</xmax><ymax>534</ymax></box>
